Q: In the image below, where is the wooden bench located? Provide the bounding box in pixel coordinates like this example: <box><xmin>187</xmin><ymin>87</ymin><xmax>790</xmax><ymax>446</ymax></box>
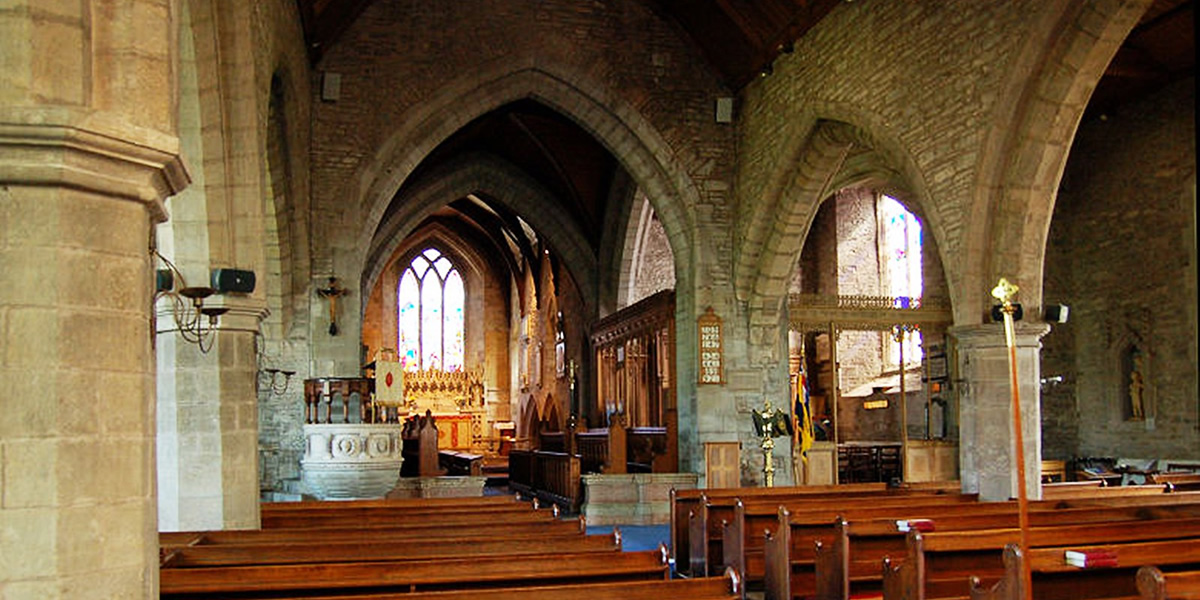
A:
<box><xmin>239</xmin><ymin>569</ymin><xmax>742</xmax><ymax>600</ymax></box>
<box><xmin>1036</xmin><ymin>483</ymin><xmax>1170</xmax><ymax>501</ymax></box>
<box><xmin>160</xmin><ymin>528</ymin><xmax>623</xmax><ymax>568</ymax></box>
<box><xmin>1149</xmin><ymin>472</ymin><xmax>1200</xmax><ymax>492</ymax></box>
<box><xmin>969</xmin><ymin>538</ymin><xmax>1200</xmax><ymax>600</ymax></box>
<box><xmin>882</xmin><ymin>517</ymin><xmax>1200</xmax><ymax>600</ymax></box>
<box><xmin>704</xmin><ymin>492</ymin><xmax>980</xmax><ymax>580</ymax></box>
<box><xmin>259</xmin><ymin>495</ymin><xmax>522</xmax><ymax>511</ymax></box>
<box><xmin>1136</xmin><ymin>565</ymin><xmax>1200</xmax><ymax>599</ymax></box>
<box><xmin>161</xmin><ymin>515</ymin><xmax>587</xmax><ymax>549</ymax></box>
<box><xmin>765</xmin><ymin>501</ymin><xmax>1200</xmax><ymax>600</ymax></box>
<box><xmin>681</xmin><ymin>485</ymin><xmax>966</xmax><ymax>577</ymax></box>
<box><xmin>508</xmin><ymin>448</ymin><xmax>583</xmax><ymax>511</ymax></box>
<box><xmin>671</xmin><ymin>483</ymin><xmax>896</xmax><ymax>572</ymax></box>
<box><xmin>160</xmin><ymin>545</ymin><xmax>671</xmax><ymax>598</ymax></box>
<box><xmin>439</xmin><ymin>449</ymin><xmax>484</xmax><ymax>476</ymax></box>
<box><xmin>259</xmin><ymin>502</ymin><xmax>551</xmax><ymax>529</ymax></box>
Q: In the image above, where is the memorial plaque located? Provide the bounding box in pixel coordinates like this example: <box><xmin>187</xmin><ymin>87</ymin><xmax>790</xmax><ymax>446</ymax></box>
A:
<box><xmin>698</xmin><ymin>307</ymin><xmax>723</xmax><ymax>384</ymax></box>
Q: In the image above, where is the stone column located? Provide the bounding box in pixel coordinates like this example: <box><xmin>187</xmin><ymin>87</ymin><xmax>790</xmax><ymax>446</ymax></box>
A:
<box><xmin>157</xmin><ymin>297</ymin><xmax>267</xmax><ymax>531</ymax></box>
<box><xmin>1</xmin><ymin>3</ymin><xmax>185</xmax><ymax>598</ymax></box>
<box><xmin>951</xmin><ymin>322</ymin><xmax>1050</xmax><ymax>501</ymax></box>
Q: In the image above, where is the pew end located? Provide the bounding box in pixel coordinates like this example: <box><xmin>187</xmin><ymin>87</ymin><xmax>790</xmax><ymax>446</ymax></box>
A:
<box><xmin>967</xmin><ymin>544</ymin><xmax>1025</xmax><ymax>600</ymax></box>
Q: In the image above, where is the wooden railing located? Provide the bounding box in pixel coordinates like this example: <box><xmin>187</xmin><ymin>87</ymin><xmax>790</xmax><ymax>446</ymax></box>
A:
<box><xmin>509</xmin><ymin>449</ymin><xmax>582</xmax><ymax>511</ymax></box>
<box><xmin>304</xmin><ymin>378</ymin><xmax>373</xmax><ymax>424</ymax></box>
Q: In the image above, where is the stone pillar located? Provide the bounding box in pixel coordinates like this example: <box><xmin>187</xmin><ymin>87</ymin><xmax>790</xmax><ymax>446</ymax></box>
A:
<box><xmin>157</xmin><ymin>298</ymin><xmax>267</xmax><ymax>531</ymax></box>
<box><xmin>951</xmin><ymin>322</ymin><xmax>1050</xmax><ymax>501</ymax></box>
<box><xmin>1</xmin><ymin>4</ymin><xmax>185</xmax><ymax>598</ymax></box>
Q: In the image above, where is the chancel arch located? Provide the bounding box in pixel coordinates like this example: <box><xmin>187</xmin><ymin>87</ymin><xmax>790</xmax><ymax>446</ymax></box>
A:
<box><xmin>362</xmin><ymin>152</ymin><xmax>596</xmax><ymax>315</ymax></box>
<box><xmin>350</xmin><ymin>63</ymin><xmax>702</xmax><ymax>310</ymax></box>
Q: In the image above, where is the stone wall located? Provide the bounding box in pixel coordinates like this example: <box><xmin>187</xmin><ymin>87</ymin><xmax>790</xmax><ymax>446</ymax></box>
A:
<box><xmin>1042</xmin><ymin>77</ymin><xmax>1197</xmax><ymax>461</ymax></box>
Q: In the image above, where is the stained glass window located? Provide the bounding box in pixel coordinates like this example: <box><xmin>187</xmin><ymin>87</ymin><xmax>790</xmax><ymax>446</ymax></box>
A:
<box><xmin>397</xmin><ymin>248</ymin><xmax>465</xmax><ymax>371</ymax></box>
<box><xmin>881</xmin><ymin>195</ymin><xmax>923</xmax><ymax>364</ymax></box>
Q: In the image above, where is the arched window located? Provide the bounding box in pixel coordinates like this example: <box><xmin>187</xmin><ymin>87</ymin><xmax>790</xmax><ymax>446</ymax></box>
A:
<box><xmin>880</xmin><ymin>195</ymin><xmax>923</xmax><ymax>365</ymax></box>
<box><xmin>398</xmin><ymin>248</ymin><xmax>465</xmax><ymax>371</ymax></box>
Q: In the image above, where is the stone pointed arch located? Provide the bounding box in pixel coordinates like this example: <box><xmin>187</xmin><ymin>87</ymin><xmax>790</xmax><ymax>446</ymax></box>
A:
<box><xmin>362</xmin><ymin>153</ymin><xmax>597</xmax><ymax>310</ymax></box>
<box><xmin>962</xmin><ymin>0</ymin><xmax>1153</xmax><ymax>322</ymax></box>
<box><xmin>350</xmin><ymin>60</ymin><xmax>701</xmax><ymax>309</ymax></box>
<box><xmin>735</xmin><ymin>111</ymin><xmax>944</xmax><ymax>311</ymax></box>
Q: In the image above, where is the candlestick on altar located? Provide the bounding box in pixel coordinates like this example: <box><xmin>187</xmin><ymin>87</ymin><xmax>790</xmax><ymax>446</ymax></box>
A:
<box><xmin>992</xmin><ymin>277</ymin><xmax>1032</xmax><ymax>600</ymax></box>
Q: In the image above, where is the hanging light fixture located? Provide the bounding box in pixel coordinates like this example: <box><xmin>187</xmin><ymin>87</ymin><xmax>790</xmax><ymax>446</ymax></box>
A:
<box><xmin>154</xmin><ymin>250</ymin><xmax>228</xmax><ymax>353</ymax></box>
<box><xmin>259</xmin><ymin>367</ymin><xmax>296</xmax><ymax>396</ymax></box>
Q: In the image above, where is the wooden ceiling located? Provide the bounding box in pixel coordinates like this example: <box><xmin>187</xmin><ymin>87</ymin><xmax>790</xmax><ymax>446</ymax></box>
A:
<box><xmin>294</xmin><ymin>0</ymin><xmax>843</xmax><ymax>90</ymax></box>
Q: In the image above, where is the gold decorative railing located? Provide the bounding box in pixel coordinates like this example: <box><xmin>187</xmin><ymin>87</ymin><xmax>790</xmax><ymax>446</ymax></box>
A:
<box><xmin>788</xmin><ymin>293</ymin><xmax>952</xmax><ymax>332</ymax></box>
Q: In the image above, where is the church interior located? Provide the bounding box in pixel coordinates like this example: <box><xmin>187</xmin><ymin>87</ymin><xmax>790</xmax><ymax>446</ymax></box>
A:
<box><xmin>1</xmin><ymin>0</ymin><xmax>1196</xmax><ymax>597</ymax></box>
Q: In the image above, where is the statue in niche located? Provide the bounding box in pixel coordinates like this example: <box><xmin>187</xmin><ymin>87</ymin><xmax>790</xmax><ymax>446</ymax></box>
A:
<box><xmin>1128</xmin><ymin>347</ymin><xmax>1145</xmax><ymax>421</ymax></box>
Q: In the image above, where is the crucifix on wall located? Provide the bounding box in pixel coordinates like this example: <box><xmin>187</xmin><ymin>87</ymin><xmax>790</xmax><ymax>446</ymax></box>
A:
<box><xmin>316</xmin><ymin>276</ymin><xmax>348</xmax><ymax>336</ymax></box>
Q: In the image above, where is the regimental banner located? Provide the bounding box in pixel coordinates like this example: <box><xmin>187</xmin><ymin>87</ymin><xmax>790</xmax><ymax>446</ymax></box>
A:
<box><xmin>374</xmin><ymin>360</ymin><xmax>406</xmax><ymax>407</ymax></box>
<box><xmin>698</xmin><ymin>307</ymin><xmax>723</xmax><ymax>384</ymax></box>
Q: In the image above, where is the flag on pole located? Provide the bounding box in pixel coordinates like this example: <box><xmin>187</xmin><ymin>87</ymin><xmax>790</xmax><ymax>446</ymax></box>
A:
<box><xmin>794</xmin><ymin>364</ymin><xmax>815</xmax><ymax>465</ymax></box>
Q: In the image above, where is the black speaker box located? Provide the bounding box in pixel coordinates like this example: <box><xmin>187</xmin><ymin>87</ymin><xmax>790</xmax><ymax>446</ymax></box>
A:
<box><xmin>211</xmin><ymin>268</ymin><xmax>256</xmax><ymax>293</ymax></box>
<box><xmin>1044</xmin><ymin>304</ymin><xmax>1069</xmax><ymax>323</ymax></box>
<box><xmin>156</xmin><ymin>269</ymin><xmax>174</xmax><ymax>293</ymax></box>
<box><xmin>991</xmin><ymin>303</ymin><xmax>1023</xmax><ymax>322</ymax></box>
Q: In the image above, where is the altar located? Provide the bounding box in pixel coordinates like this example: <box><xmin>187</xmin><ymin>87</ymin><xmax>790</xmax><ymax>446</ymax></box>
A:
<box><xmin>427</xmin><ymin>413</ymin><xmax>474</xmax><ymax>452</ymax></box>
<box><xmin>383</xmin><ymin>365</ymin><xmax>488</xmax><ymax>454</ymax></box>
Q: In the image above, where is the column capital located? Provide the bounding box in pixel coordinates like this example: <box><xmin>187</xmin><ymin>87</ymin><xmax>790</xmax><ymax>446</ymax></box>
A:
<box><xmin>0</xmin><ymin>107</ymin><xmax>189</xmax><ymax>222</ymax></box>
<box><xmin>949</xmin><ymin>321</ymin><xmax>1051</xmax><ymax>350</ymax></box>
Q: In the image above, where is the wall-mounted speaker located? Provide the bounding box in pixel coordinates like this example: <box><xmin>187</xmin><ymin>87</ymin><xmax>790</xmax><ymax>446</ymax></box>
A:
<box><xmin>715</xmin><ymin>97</ymin><xmax>734</xmax><ymax>123</ymax></box>
<box><xmin>1044</xmin><ymin>304</ymin><xmax>1069</xmax><ymax>323</ymax></box>
<box><xmin>991</xmin><ymin>303</ymin><xmax>1023</xmax><ymax>322</ymax></box>
<box><xmin>211</xmin><ymin>268</ymin><xmax>256</xmax><ymax>294</ymax></box>
<box><xmin>156</xmin><ymin>269</ymin><xmax>174</xmax><ymax>293</ymax></box>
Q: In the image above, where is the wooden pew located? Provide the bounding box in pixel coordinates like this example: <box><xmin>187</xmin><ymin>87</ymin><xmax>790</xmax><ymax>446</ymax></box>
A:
<box><xmin>439</xmin><ymin>449</ymin><xmax>484</xmax><ymax>476</ymax></box>
<box><xmin>508</xmin><ymin>448</ymin><xmax>582</xmax><ymax>511</ymax></box>
<box><xmin>160</xmin><ymin>528</ymin><xmax>623</xmax><ymax>568</ymax></box>
<box><xmin>1136</xmin><ymin>565</ymin><xmax>1200</xmax><ymax>599</ymax></box>
<box><xmin>160</xmin><ymin>545</ymin><xmax>671</xmax><ymax>598</ymax></box>
<box><xmin>259</xmin><ymin>501</ymin><xmax>549</xmax><ymax>529</ymax></box>
<box><xmin>766</xmin><ymin>502</ymin><xmax>1200</xmax><ymax>600</ymax></box>
<box><xmin>707</xmin><ymin>492</ymin><xmax>980</xmax><ymax>581</ymax></box>
<box><xmin>671</xmin><ymin>482</ymin><xmax>898</xmax><ymax>572</ymax></box>
<box><xmin>260</xmin><ymin>494</ymin><xmax>524</xmax><ymax>511</ymax></box>
<box><xmin>683</xmin><ymin>485</ymin><xmax>967</xmax><ymax>577</ymax></box>
<box><xmin>1150</xmin><ymin>472</ymin><xmax>1200</xmax><ymax>492</ymax></box>
<box><xmin>882</xmin><ymin>517</ymin><xmax>1200</xmax><ymax>600</ymax></box>
<box><xmin>161</xmin><ymin>515</ymin><xmax>587</xmax><ymax>548</ymax></box>
<box><xmin>796</xmin><ymin>508</ymin><xmax>1200</xmax><ymax>600</ymax></box>
<box><xmin>969</xmin><ymin>539</ymin><xmax>1200</xmax><ymax>600</ymax></box>
<box><xmin>238</xmin><ymin>569</ymin><xmax>743</xmax><ymax>600</ymax></box>
<box><xmin>1038</xmin><ymin>483</ymin><xmax>1170</xmax><ymax>501</ymax></box>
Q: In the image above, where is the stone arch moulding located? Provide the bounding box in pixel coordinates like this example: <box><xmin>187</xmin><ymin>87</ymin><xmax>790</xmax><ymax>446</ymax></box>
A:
<box><xmin>361</xmin><ymin>153</ymin><xmax>596</xmax><ymax>311</ymax></box>
<box><xmin>963</xmin><ymin>0</ymin><xmax>1152</xmax><ymax>323</ymax></box>
<box><xmin>736</xmin><ymin>112</ymin><xmax>941</xmax><ymax>311</ymax></box>
<box><xmin>265</xmin><ymin>67</ymin><xmax>311</xmax><ymax>338</ymax></box>
<box><xmin>348</xmin><ymin>61</ymin><xmax>703</xmax><ymax>310</ymax></box>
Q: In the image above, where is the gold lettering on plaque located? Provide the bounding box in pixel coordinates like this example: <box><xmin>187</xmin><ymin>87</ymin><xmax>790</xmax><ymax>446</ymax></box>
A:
<box><xmin>698</xmin><ymin>307</ymin><xmax>723</xmax><ymax>385</ymax></box>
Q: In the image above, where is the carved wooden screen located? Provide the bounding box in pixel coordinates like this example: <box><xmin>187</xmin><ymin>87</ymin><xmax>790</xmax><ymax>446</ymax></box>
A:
<box><xmin>590</xmin><ymin>290</ymin><xmax>676</xmax><ymax>471</ymax></box>
<box><xmin>590</xmin><ymin>290</ymin><xmax>675</xmax><ymax>427</ymax></box>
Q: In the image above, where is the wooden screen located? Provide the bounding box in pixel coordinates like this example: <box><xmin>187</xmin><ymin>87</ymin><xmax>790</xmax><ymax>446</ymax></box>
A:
<box><xmin>590</xmin><ymin>290</ymin><xmax>676</xmax><ymax>471</ymax></box>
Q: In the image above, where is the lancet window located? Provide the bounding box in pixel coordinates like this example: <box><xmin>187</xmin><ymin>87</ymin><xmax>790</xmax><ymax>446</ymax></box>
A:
<box><xmin>880</xmin><ymin>195</ymin><xmax>923</xmax><ymax>365</ymax></box>
<box><xmin>398</xmin><ymin>247</ymin><xmax>465</xmax><ymax>371</ymax></box>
